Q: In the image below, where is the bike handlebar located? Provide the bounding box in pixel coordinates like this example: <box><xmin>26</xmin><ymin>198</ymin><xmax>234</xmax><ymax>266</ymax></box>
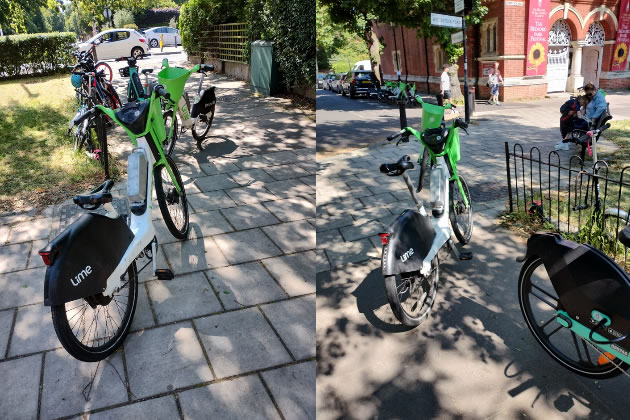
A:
<box><xmin>387</xmin><ymin>130</ymin><xmax>406</xmax><ymax>141</ymax></box>
<box><xmin>153</xmin><ymin>84</ymin><xmax>171</xmax><ymax>101</ymax></box>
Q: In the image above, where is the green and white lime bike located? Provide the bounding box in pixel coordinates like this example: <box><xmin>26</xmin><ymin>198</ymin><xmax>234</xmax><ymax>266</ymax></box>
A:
<box><xmin>39</xmin><ymin>83</ymin><xmax>189</xmax><ymax>361</ymax></box>
<box><xmin>379</xmin><ymin>98</ymin><xmax>474</xmax><ymax>326</ymax></box>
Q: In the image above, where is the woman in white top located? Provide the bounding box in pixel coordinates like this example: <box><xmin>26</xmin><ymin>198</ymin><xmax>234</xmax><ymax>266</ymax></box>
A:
<box><xmin>440</xmin><ymin>63</ymin><xmax>451</xmax><ymax>106</ymax></box>
<box><xmin>488</xmin><ymin>62</ymin><xmax>503</xmax><ymax>105</ymax></box>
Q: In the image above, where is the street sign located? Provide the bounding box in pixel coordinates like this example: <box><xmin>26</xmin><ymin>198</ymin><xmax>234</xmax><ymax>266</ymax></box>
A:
<box><xmin>430</xmin><ymin>13</ymin><xmax>463</xmax><ymax>29</ymax></box>
<box><xmin>103</xmin><ymin>7</ymin><xmax>112</xmax><ymax>19</ymax></box>
<box><xmin>451</xmin><ymin>31</ymin><xmax>464</xmax><ymax>44</ymax></box>
<box><xmin>454</xmin><ymin>0</ymin><xmax>464</xmax><ymax>13</ymax></box>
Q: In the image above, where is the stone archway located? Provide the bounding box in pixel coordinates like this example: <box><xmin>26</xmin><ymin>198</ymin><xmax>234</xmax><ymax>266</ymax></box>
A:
<box><xmin>547</xmin><ymin>19</ymin><xmax>571</xmax><ymax>92</ymax></box>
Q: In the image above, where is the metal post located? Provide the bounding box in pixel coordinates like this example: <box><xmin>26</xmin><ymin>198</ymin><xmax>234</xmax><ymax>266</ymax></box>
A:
<box><xmin>505</xmin><ymin>142</ymin><xmax>513</xmax><ymax>212</ymax></box>
<box><xmin>392</xmin><ymin>26</ymin><xmax>407</xmax><ymax>129</ymax></box>
<box><xmin>462</xmin><ymin>16</ymin><xmax>470</xmax><ymax>124</ymax></box>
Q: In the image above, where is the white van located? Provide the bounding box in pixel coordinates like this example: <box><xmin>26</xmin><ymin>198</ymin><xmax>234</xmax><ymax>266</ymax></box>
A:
<box><xmin>352</xmin><ymin>60</ymin><xmax>371</xmax><ymax>71</ymax></box>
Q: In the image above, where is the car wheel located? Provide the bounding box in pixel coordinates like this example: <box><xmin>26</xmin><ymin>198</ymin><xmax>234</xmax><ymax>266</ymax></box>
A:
<box><xmin>150</xmin><ymin>39</ymin><xmax>159</xmax><ymax>48</ymax></box>
<box><xmin>131</xmin><ymin>47</ymin><xmax>144</xmax><ymax>59</ymax></box>
<box><xmin>350</xmin><ymin>88</ymin><xmax>356</xmax><ymax>99</ymax></box>
<box><xmin>342</xmin><ymin>87</ymin><xmax>346</xmax><ymax>97</ymax></box>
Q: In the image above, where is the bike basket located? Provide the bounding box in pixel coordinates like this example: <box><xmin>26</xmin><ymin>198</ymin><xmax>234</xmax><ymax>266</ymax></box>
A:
<box><xmin>119</xmin><ymin>67</ymin><xmax>130</xmax><ymax>78</ymax></box>
<box><xmin>157</xmin><ymin>66</ymin><xmax>193</xmax><ymax>103</ymax></box>
<box><xmin>421</xmin><ymin>102</ymin><xmax>446</xmax><ymax>131</ymax></box>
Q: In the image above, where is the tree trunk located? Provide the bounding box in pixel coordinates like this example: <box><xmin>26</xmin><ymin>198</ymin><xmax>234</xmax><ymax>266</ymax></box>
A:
<box><xmin>449</xmin><ymin>63</ymin><xmax>464</xmax><ymax>101</ymax></box>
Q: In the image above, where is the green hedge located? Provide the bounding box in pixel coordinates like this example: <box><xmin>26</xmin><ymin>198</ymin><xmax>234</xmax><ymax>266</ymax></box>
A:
<box><xmin>0</xmin><ymin>32</ymin><xmax>76</xmax><ymax>78</ymax></box>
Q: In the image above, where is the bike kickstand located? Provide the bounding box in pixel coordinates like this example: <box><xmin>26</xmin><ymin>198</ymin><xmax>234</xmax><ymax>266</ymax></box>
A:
<box><xmin>448</xmin><ymin>239</ymin><xmax>473</xmax><ymax>261</ymax></box>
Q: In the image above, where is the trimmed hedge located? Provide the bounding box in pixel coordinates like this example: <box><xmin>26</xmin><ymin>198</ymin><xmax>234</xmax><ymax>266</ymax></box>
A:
<box><xmin>0</xmin><ymin>32</ymin><xmax>75</xmax><ymax>78</ymax></box>
<box><xmin>135</xmin><ymin>8</ymin><xmax>180</xmax><ymax>29</ymax></box>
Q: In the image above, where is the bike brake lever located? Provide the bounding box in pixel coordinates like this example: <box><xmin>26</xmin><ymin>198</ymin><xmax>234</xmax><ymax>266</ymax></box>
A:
<box><xmin>461</xmin><ymin>127</ymin><xmax>469</xmax><ymax>135</ymax></box>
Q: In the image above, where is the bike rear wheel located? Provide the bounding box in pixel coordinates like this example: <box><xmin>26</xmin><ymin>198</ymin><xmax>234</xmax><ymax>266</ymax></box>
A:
<box><xmin>191</xmin><ymin>102</ymin><xmax>215</xmax><ymax>141</ymax></box>
<box><xmin>519</xmin><ymin>257</ymin><xmax>628</xmax><ymax>379</ymax></box>
<box><xmin>155</xmin><ymin>155</ymin><xmax>189</xmax><ymax>239</ymax></box>
<box><xmin>95</xmin><ymin>61</ymin><xmax>113</xmax><ymax>82</ymax></box>
<box><xmin>51</xmin><ymin>262</ymin><xmax>138</xmax><ymax>362</ymax></box>
<box><xmin>384</xmin><ymin>258</ymin><xmax>438</xmax><ymax>327</ymax></box>
<box><xmin>449</xmin><ymin>176</ymin><xmax>473</xmax><ymax>244</ymax></box>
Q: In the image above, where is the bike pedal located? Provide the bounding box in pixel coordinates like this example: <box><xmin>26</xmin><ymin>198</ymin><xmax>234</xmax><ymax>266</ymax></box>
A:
<box><xmin>155</xmin><ymin>269</ymin><xmax>174</xmax><ymax>280</ymax></box>
<box><xmin>459</xmin><ymin>252</ymin><xmax>473</xmax><ymax>261</ymax></box>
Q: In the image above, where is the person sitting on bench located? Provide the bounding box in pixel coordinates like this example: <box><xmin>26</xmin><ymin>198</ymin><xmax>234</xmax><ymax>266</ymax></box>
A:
<box><xmin>583</xmin><ymin>82</ymin><xmax>607</xmax><ymax>125</ymax></box>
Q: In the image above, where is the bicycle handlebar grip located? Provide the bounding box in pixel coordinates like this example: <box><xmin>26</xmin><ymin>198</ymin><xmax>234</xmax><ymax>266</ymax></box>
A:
<box><xmin>387</xmin><ymin>130</ymin><xmax>405</xmax><ymax>141</ymax></box>
<box><xmin>154</xmin><ymin>84</ymin><xmax>171</xmax><ymax>101</ymax></box>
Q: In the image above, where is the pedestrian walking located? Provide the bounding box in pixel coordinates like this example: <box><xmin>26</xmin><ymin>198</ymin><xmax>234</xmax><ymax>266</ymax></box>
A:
<box><xmin>488</xmin><ymin>62</ymin><xmax>503</xmax><ymax>105</ymax></box>
<box><xmin>440</xmin><ymin>63</ymin><xmax>451</xmax><ymax>107</ymax></box>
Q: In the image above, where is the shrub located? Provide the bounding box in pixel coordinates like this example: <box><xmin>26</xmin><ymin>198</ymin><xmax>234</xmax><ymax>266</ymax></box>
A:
<box><xmin>0</xmin><ymin>32</ymin><xmax>75</xmax><ymax>78</ymax></box>
<box><xmin>135</xmin><ymin>8</ymin><xmax>180</xmax><ymax>29</ymax></box>
<box><xmin>123</xmin><ymin>23</ymin><xmax>139</xmax><ymax>30</ymax></box>
<box><xmin>114</xmin><ymin>9</ymin><xmax>135</xmax><ymax>28</ymax></box>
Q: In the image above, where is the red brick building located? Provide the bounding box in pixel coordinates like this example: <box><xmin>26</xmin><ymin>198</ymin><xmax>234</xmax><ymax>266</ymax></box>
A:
<box><xmin>372</xmin><ymin>0</ymin><xmax>630</xmax><ymax>101</ymax></box>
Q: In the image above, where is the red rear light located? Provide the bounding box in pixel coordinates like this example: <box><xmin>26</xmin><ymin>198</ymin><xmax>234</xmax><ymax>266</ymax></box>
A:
<box><xmin>139</xmin><ymin>38</ymin><xmax>146</xmax><ymax>43</ymax></box>
<box><xmin>39</xmin><ymin>252</ymin><xmax>53</xmax><ymax>266</ymax></box>
<box><xmin>379</xmin><ymin>233</ymin><xmax>390</xmax><ymax>245</ymax></box>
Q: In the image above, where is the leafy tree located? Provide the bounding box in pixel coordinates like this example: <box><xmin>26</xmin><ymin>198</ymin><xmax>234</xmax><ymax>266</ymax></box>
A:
<box><xmin>113</xmin><ymin>9</ymin><xmax>134</xmax><ymax>27</ymax></box>
<box><xmin>1</xmin><ymin>0</ymin><xmax>48</xmax><ymax>33</ymax></box>
<box><xmin>179</xmin><ymin>0</ymin><xmax>246</xmax><ymax>54</ymax></box>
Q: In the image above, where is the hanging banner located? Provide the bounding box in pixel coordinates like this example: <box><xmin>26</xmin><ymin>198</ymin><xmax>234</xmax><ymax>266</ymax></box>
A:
<box><xmin>525</xmin><ymin>0</ymin><xmax>551</xmax><ymax>76</ymax></box>
<box><xmin>611</xmin><ymin>0</ymin><xmax>630</xmax><ymax>71</ymax></box>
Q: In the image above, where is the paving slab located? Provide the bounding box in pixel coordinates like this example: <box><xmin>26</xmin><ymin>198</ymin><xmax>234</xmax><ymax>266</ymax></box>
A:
<box><xmin>26</xmin><ymin>239</ymin><xmax>47</xmax><ymax>269</ymax></box>
<box><xmin>161</xmin><ymin>234</ymin><xmax>229</xmax><ymax>275</ymax></box>
<box><xmin>322</xmin><ymin>238</ymin><xmax>379</xmax><ymax>270</ymax></box>
<box><xmin>339</xmin><ymin>220</ymin><xmax>385</xmax><ymax>242</ymax></box>
<box><xmin>233</xmin><ymin>155</ymin><xmax>271</xmax><ymax>170</ymax></box>
<box><xmin>220</xmin><ymin>204</ymin><xmax>280</xmax><ymax>230</ymax></box>
<box><xmin>146</xmin><ymin>271</ymin><xmax>223</xmax><ymax>324</ymax></box>
<box><xmin>225</xmin><ymin>185</ymin><xmax>278</xmax><ymax>205</ymax></box>
<box><xmin>125</xmin><ymin>322</ymin><xmax>213</xmax><ymax>399</ymax></box>
<box><xmin>261</xmin><ymin>295</ymin><xmax>315</xmax><ymax>359</ymax></box>
<box><xmin>156</xmin><ymin>210</ymin><xmax>234</xmax><ymax>245</ymax></box>
<box><xmin>265</xmin><ymin>165</ymin><xmax>310</xmax><ymax>181</ymax></box>
<box><xmin>213</xmin><ymin>229</ymin><xmax>283</xmax><ymax>264</ymax></box>
<box><xmin>0</xmin><ymin>242</ymin><xmax>30</xmax><ymax>274</ymax></box>
<box><xmin>263</xmin><ymin>179</ymin><xmax>314</xmax><ymax>199</ymax></box>
<box><xmin>0</xmin><ymin>225</ymin><xmax>9</xmax><ymax>245</ymax></box>
<box><xmin>86</xmin><ymin>395</ymin><xmax>180</xmax><ymax>420</ymax></box>
<box><xmin>358</xmin><ymin>192</ymin><xmax>398</xmax><ymax>208</ymax></box>
<box><xmin>178</xmin><ymin>375</ymin><xmax>280</xmax><ymax>419</ymax></box>
<box><xmin>194</xmin><ymin>174</ymin><xmax>240</xmax><ymax>192</ymax></box>
<box><xmin>316</xmin><ymin>250</ymin><xmax>331</xmax><ymax>272</ymax></box>
<box><xmin>9</xmin><ymin>303</ymin><xmax>60</xmax><ymax>357</ymax></box>
<box><xmin>41</xmin><ymin>349</ymin><xmax>127</xmax><ymax>420</ymax></box>
<box><xmin>0</xmin><ymin>267</ymin><xmax>46</xmax><ymax>310</ymax></box>
<box><xmin>0</xmin><ymin>308</ymin><xmax>13</xmax><ymax>358</ymax></box>
<box><xmin>262</xmin><ymin>150</ymin><xmax>300</xmax><ymax>165</ymax></box>
<box><xmin>194</xmin><ymin>307</ymin><xmax>292</xmax><ymax>378</ymax></box>
<box><xmin>130</xmin><ymin>284</ymin><xmax>155</xmax><ymax>331</ymax></box>
<box><xmin>0</xmin><ymin>354</ymin><xmax>41</xmax><ymax>420</ymax></box>
<box><xmin>263</xmin><ymin>197</ymin><xmax>314</xmax><ymax>222</ymax></box>
<box><xmin>7</xmin><ymin>218</ymin><xmax>51</xmax><ymax>243</ymax></box>
<box><xmin>262</xmin><ymin>220</ymin><xmax>315</xmax><ymax>254</ymax></box>
<box><xmin>262</xmin><ymin>362</ymin><xmax>316</xmax><ymax>420</ymax></box>
<box><xmin>187</xmin><ymin>190</ymin><xmax>237</xmax><ymax>212</ymax></box>
<box><xmin>206</xmin><ymin>262</ymin><xmax>287</xmax><ymax>309</ymax></box>
<box><xmin>261</xmin><ymin>251</ymin><xmax>316</xmax><ymax>296</ymax></box>
<box><xmin>200</xmin><ymin>161</ymin><xmax>241</xmax><ymax>176</ymax></box>
<box><xmin>228</xmin><ymin>168</ymin><xmax>276</xmax><ymax>186</ymax></box>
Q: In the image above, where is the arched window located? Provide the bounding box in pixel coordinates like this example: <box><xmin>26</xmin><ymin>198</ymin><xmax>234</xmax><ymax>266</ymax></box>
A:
<box><xmin>585</xmin><ymin>22</ymin><xmax>605</xmax><ymax>46</ymax></box>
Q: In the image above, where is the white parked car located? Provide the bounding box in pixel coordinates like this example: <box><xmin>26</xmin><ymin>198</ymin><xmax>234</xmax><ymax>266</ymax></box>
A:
<box><xmin>144</xmin><ymin>27</ymin><xmax>181</xmax><ymax>49</ymax></box>
<box><xmin>77</xmin><ymin>29</ymin><xmax>148</xmax><ymax>60</ymax></box>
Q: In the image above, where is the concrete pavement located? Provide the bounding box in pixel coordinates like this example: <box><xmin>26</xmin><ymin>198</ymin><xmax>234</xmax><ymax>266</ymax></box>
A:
<box><xmin>0</xmin><ymin>54</ymin><xmax>315</xmax><ymax>419</ymax></box>
<box><xmin>316</xmin><ymin>90</ymin><xmax>630</xmax><ymax>418</ymax></box>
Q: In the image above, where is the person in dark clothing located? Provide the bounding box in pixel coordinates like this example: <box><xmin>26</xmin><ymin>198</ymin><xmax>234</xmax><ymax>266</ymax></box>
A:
<box><xmin>560</xmin><ymin>95</ymin><xmax>589</xmax><ymax>139</ymax></box>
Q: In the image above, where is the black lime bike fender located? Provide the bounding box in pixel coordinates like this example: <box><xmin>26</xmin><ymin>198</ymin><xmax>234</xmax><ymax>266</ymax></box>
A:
<box><xmin>43</xmin><ymin>213</ymin><xmax>134</xmax><ymax>306</ymax></box>
<box><xmin>381</xmin><ymin>209</ymin><xmax>436</xmax><ymax>276</ymax></box>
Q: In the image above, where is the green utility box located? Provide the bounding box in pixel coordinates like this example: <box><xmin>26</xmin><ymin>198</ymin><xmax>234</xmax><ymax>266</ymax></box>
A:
<box><xmin>250</xmin><ymin>40</ymin><xmax>280</xmax><ymax>96</ymax></box>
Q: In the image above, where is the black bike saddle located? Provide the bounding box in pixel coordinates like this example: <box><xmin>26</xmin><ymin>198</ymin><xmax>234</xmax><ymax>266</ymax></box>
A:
<box><xmin>141</xmin><ymin>69</ymin><xmax>153</xmax><ymax>74</ymax></box>
<box><xmin>380</xmin><ymin>155</ymin><xmax>414</xmax><ymax>176</ymax></box>
<box><xmin>200</xmin><ymin>64</ymin><xmax>214</xmax><ymax>72</ymax></box>
<box><xmin>73</xmin><ymin>180</ymin><xmax>114</xmax><ymax>210</ymax></box>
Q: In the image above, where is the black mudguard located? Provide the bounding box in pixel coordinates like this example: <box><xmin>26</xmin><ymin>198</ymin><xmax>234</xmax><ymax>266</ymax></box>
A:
<box><xmin>190</xmin><ymin>87</ymin><xmax>216</xmax><ymax>118</ymax></box>
<box><xmin>382</xmin><ymin>209</ymin><xmax>436</xmax><ymax>276</ymax></box>
<box><xmin>42</xmin><ymin>213</ymin><xmax>134</xmax><ymax>306</ymax></box>
<box><xmin>523</xmin><ymin>232</ymin><xmax>630</xmax><ymax>348</ymax></box>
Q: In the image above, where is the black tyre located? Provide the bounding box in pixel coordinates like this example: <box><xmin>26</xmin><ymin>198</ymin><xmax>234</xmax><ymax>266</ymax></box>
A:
<box><xmin>131</xmin><ymin>47</ymin><xmax>144</xmax><ymax>60</ymax></box>
<box><xmin>449</xmin><ymin>176</ymin><xmax>473</xmax><ymax>244</ymax></box>
<box><xmin>192</xmin><ymin>101</ymin><xmax>215</xmax><ymax>141</ymax></box>
<box><xmin>518</xmin><ymin>257</ymin><xmax>627</xmax><ymax>378</ymax></box>
<box><xmin>150</xmin><ymin>38</ymin><xmax>159</xmax><ymax>48</ymax></box>
<box><xmin>162</xmin><ymin>110</ymin><xmax>178</xmax><ymax>156</ymax></box>
<box><xmin>155</xmin><ymin>155</ymin><xmax>189</xmax><ymax>239</ymax></box>
<box><xmin>51</xmin><ymin>262</ymin><xmax>138</xmax><ymax>362</ymax></box>
<box><xmin>350</xmin><ymin>88</ymin><xmax>355</xmax><ymax>99</ymax></box>
<box><xmin>342</xmin><ymin>87</ymin><xmax>346</xmax><ymax>97</ymax></box>
<box><xmin>384</xmin><ymin>258</ymin><xmax>439</xmax><ymax>327</ymax></box>
<box><xmin>416</xmin><ymin>147</ymin><xmax>429</xmax><ymax>193</ymax></box>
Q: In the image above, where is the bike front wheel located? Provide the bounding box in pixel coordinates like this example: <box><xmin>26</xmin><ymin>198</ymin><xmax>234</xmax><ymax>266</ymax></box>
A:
<box><xmin>518</xmin><ymin>257</ymin><xmax>627</xmax><ymax>379</ymax></box>
<box><xmin>155</xmin><ymin>155</ymin><xmax>189</xmax><ymax>239</ymax></box>
<box><xmin>191</xmin><ymin>102</ymin><xmax>216</xmax><ymax>141</ymax></box>
<box><xmin>162</xmin><ymin>110</ymin><xmax>178</xmax><ymax>156</ymax></box>
<box><xmin>384</xmin><ymin>258</ymin><xmax>439</xmax><ymax>327</ymax></box>
<box><xmin>51</xmin><ymin>261</ymin><xmax>138</xmax><ymax>362</ymax></box>
<box><xmin>449</xmin><ymin>176</ymin><xmax>473</xmax><ymax>244</ymax></box>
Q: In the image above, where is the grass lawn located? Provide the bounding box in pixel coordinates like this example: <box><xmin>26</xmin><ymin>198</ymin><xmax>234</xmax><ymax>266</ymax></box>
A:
<box><xmin>600</xmin><ymin>119</ymin><xmax>630</xmax><ymax>173</ymax></box>
<box><xmin>0</xmin><ymin>74</ymin><xmax>105</xmax><ymax>212</ymax></box>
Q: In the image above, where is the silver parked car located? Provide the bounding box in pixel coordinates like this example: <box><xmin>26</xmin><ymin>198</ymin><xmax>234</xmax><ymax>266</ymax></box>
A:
<box><xmin>144</xmin><ymin>27</ymin><xmax>181</xmax><ymax>48</ymax></box>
